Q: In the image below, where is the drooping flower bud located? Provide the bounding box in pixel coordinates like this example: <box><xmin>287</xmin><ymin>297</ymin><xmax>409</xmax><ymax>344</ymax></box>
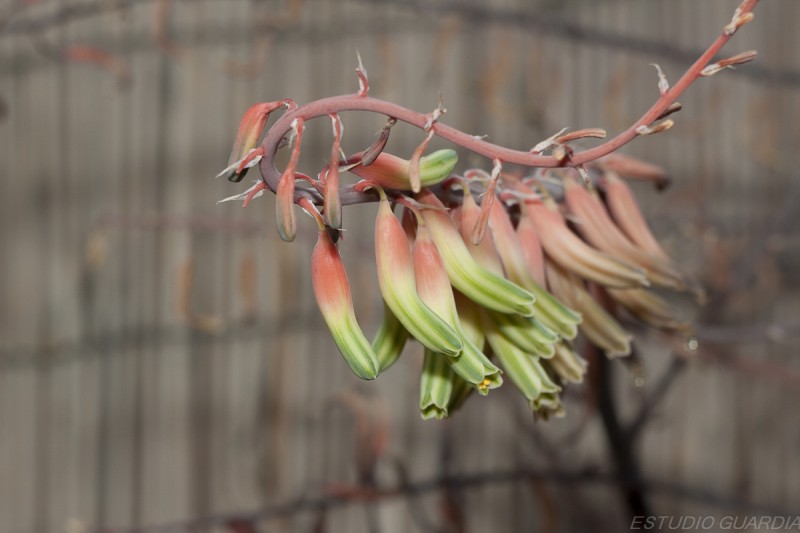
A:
<box><xmin>415</xmin><ymin>190</ymin><xmax>535</xmax><ymax>316</ymax></box>
<box><xmin>524</xmin><ymin>200</ymin><xmax>649</xmax><ymax>288</ymax></box>
<box><xmin>603</xmin><ymin>173</ymin><xmax>705</xmax><ymax>302</ymax></box>
<box><xmin>324</xmin><ymin>114</ymin><xmax>343</xmax><ymax>229</ymax></box>
<box><xmin>276</xmin><ymin>118</ymin><xmax>305</xmax><ymax>242</ymax></box>
<box><xmin>546</xmin><ymin>259</ymin><xmax>632</xmax><ymax>357</ymax></box>
<box><xmin>349</xmin><ymin>149</ymin><xmax>458</xmax><ymax>191</ymax></box>
<box><xmin>483</xmin><ymin>314</ymin><xmax>561</xmax><ymax>411</ymax></box>
<box><xmin>373</xmin><ymin>193</ymin><xmax>463</xmax><ymax>356</ymax></box>
<box><xmin>413</xmin><ymin>225</ymin><xmax>502</xmax><ymax>393</ymax></box>
<box><xmin>454</xmin><ymin>195</ymin><xmax>558</xmax><ymax>358</ymax></box>
<box><xmin>487</xmin><ymin>312</ymin><xmax>557</xmax><ymax>358</ymax></box>
<box><xmin>563</xmin><ymin>176</ymin><xmax>688</xmax><ymax>292</ymax></box>
<box><xmin>607</xmin><ymin>287</ymin><xmax>689</xmax><ymax>333</ymax></box>
<box><xmin>311</xmin><ymin>224</ymin><xmax>380</xmax><ymax>380</ymax></box>
<box><xmin>371</xmin><ymin>304</ymin><xmax>409</xmax><ymax>372</ymax></box>
<box><xmin>515</xmin><ymin>211</ymin><xmax>546</xmax><ymax>287</ymax></box>
<box><xmin>487</xmin><ymin>199</ymin><xmax>581</xmax><ymax>339</ymax></box>
<box><xmin>545</xmin><ymin>342</ymin><xmax>587</xmax><ymax>384</ymax></box>
<box><xmin>217</xmin><ymin>100</ymin><xmax>292</xmax><ymax>182</ymax></box>
<box><xmin>420</xmin><ymin>348</ymin><xmax>454</xmax><ymax>420</ymax></box>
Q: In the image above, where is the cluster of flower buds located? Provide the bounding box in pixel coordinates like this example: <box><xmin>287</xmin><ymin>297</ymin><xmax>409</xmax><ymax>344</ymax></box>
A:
<box><xmin>218</xmin><ymin>102</ymin><xmax>702</xmax><ymax>420</ymax></box>
<box><xmin>213</xmin><ymin>0</ymin><xmax>762</xmax><ymax>420</ymax></box>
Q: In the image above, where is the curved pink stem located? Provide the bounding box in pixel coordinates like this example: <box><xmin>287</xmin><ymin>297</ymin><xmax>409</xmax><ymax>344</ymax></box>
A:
<box><xmin>256</xmin><ymin>0</ymin><xmax>759</xmax><ymax>206</ymax></box>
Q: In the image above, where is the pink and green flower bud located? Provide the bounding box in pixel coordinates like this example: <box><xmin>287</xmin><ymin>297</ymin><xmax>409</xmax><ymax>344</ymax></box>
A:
<box><xmin>413</xmin><ymin>226</ymin><xmax>502</xmax><ymax>393</ymax></box>
<box><xmin>447</xmin><ymin>374</ymin><xmax>475</xmax><ymax>414</ymax></box>
<box><xmin>525</xmin><ymin>201</ymin><xmax>649</xmax><ymax>288</ymax></box>
<box><xmin>219</xmin><ymin>100</ymin><xmax>292</xmax><ymax>182</ymax></box>
<box><xmin>349</xmin><ymin>149</ymin><xmax>458</xmax><ymax>191</ymax></box>
<box><xmin>371</xmin><ymin>304</ymin><xmax>409</xmax><ymax>372</ymax></box>
<box><xmin>311</xmin><ymin>227</ymin><xmax>380</xmax><ymax>380</ymax></box>
<box><xmin>603</xmin><ymin>173</ymin><xmax>705</xmax><ymax>302</ymax></box>
<box><xmin>487</xmin><ymin>312</ymin><xmax>557</xmax><ymax>359</ymax></box>
<box><xmin>488</xmin><ymin>199</ymin><xmax>581</xmax><ymax>339</ymax></box>
<box><xmin>563</xmin><ymin>176</ymin><xmax>688</xmax><ymax>293</ymax></box>
<box><xmin>546</xmin><ymin>341</ymin><xmax>587</xmax><ymax>384</ymax></box>
<box><xmin>456</xmin><ymin>195</ymin><xmax>559</xmax><ymax>357</ymax></box>
<box><xmin>416</xmin><ymin>190</ymin><xmax>535</xmax><ymax>316</ymax></box>
<box><xmin>546</xmin><ymin>260</ymin><xmax>632</xmax><ymax>357</ymax></box>
<box><xmin>532</xmin><ymin>392</ymin><xmax>565</xmax><ymax>420</ymax></box>
<box><xmin>483</xmin><ymin>315</ymin><xmax>561</xmax><ymax>409</ymax></box>
<box><xmin>453</xmin><ymin>291</ymin><xmax>485</xmax><ymax>351</ymax></box>
<box><xmin>275</xmin><ymin>119</ymin><xmax>305</xmax><ymax>242</ymax></box>
<box><xmin>515</xmin><ymin>210</ymin><xmax>546</xmax><ymax>287</ymax></box>
<box><xmin>607</xmin><ymin>287</ymin><xmax>690</xmax><ymax>333</ymax></box>
<box><xmin>324</xmin><ymin>114</ymin><xmax>343</xmax><ymax>228</ymax></box>
<box><xmin>374</xmin><ymin>195</ymin><xmax>462</xmax><ymax>357</ymax></box>
<box><xmin>276</xmin><ymin>176</ymin><xmax>297</xmax><ymax>242</ymax></box>
<box><xmin>420</xmin><ymin>348</ymin><xmax>454</xmax><ymax>420</ymax></box>
<box><xmin>455</xmin><ymin>192</ymin><xmax>505</xmax><ymax>276</ymax></box>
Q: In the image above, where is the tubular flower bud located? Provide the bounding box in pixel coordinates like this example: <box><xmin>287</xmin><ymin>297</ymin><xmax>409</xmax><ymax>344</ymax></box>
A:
<box><xmin>371</xmin><ymin>304</ymin><xmax>409</xmax><ymax>372</ymax></box>
<box><xmin>487</xmin><ymin>312</ymin><xmax>557</xmax><ymax>359</ymax></box>
<box><xmin>603</xmin><ymin>173</ymin><xmax>705</xmax><ymax>302</ymax></box>
<box><xmin>546</xmin><ymin>260</ymin><xmax>632</xmax><ymax>358</ymax></box>
<box><xmin>276</xmin><ymin>118</ymin><xmax>305</xmax><ymax>242</ymax></box>
<box><xmin>416</xmin><ymin>189</ymin><xmax>535</xmax><ymax>316</ymax></box>
<box><xmin>420</xmin><ymin>348</ymin><xmax>454</xmax><ymax>420</ymax></box>
<box><xmin>324</xmin><ymin>114</ymin><xmax>343</xmax><ymax>229</ymax></box>
<box><xmin>524</xmin><ymin>200</ymin><xmax>650</xmax><ymax>289</ymax></box>
<box><xmin>532</xmin><ymin>392</ymin><xmax>565</xmax><ymax>421</ymax></box>
<box><xmin>218</xmin><ymin>100</ymin><xmax>292</xmax><ymax>182</ymax></box>
<box><xmin>488</xmin><ymin>199</ymin><xmax>581</xmax><ymax>339</ymax></box>
<box><xmin>349</xmin><ymin>149</ymin><xmax>458</xmax><ymax>191</ymax></box>
<box><xmin>515</xmin><ymin>212</ymin><xmax>546</xmax><ymax>287</ymax></box>
<box><xmin>311</xmin><ymin>227</ymin><xmax>380</xmax><ymax>380</ymax></box>
<box><xmin>447</xmin><ymin>374</ymin><xmax>476</xmax><ymax>414</ymax></box>
<box><xmin>413</xmin><ymin>225</ymin><xmax>502</xmax><ymax>393</ymax></box>
<box><xmin>563</xmin><ymin>176</ymin><xmax>689</xmax><ymax>292</ymax></box>
<box><xmin>545</xmin><ymin>342</ymin><xmax>588</xmax><ymax>384</ymax></box>
<box><xmin>374</xmin><ymin>195</ymin><xmax>463</xmax><ymax>357</ymax></box>
<box><xmin>455</xmin><ymin>192</ymin><xmax>505</xmax><ymax>276</ymax></box>
<box><xmin>607</xmin><ymin>287</ymin><xmax>690</xmax><ymax>333</ymax></box>
<box><xmin>483</xmin><ymin>314</ymin><xmax>561</xmax><ymax>411</ymax></box>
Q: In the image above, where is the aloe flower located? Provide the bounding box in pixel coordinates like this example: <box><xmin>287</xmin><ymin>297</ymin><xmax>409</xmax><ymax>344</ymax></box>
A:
<box><xmin>276</xmin><ymin>118</ymin><xmax>305</xmax><ymax>242</ymax></box>
<box><xmin>563</xmin><ymin>176</ymin><xmax>688</xmax><ymax>291</ymax></box>
<box><xmin>455</xmin><ymin>193</ymin><xmax>558</xmax><ymax>358</ymax></box>
<box><xmin>311</xmin><ymin>224</ymin><xmax>380</xmax><ymax>380</ymax></box>
<box><xmin>217</xmin><ymin>100</ymin><xmax>292</xmax><ymax>182</ymax></box>
<box><xmin>373</xmin><ymin>193</ymin><xmax>463</xmax><ymax>356</ymax></box>
<box><xmin>483</xmin><ymin>314</ymin><xmax>561</xmax><ymax>410</ymax></box>
<box><xmin>415</xmin><ymin>190</ymin><xmax>535</xmax><ymax>316</ymax></box>
<box><xmin>604</xmin><ymin>173</ymin><xmax>705</xmax><ymax>302</ymax></box>
<box><xmin>420</xmin><ymin>348</ymin><xmax>455</xmax><ymax>420</ymax></box>
<box><xmin>546</xmin><ymin>259</ymin><xmax>632</xmax><ymax>357</ymax></box>
<box><xmin>371</xmin><ymin>304</ymin><xmax>409</xmax><ymax>372</ymax></box>
<box><xmin>487</xmin><ymin>199</ymin><xmax>581</xmax><ymax>339</ymax></box>
<box><xmin>515</xmin><ymin>212</ymin><xmax>546</xmax><ymax>287</ymax></box>
<box><xmin>413</xmin><ymin>224</ymin><xmax>502</xmax><ymax>393</ymax></box>
<box><xmin>349</xmin><ymin>149</ymin><xmax>458</xmax><ymax>191</ymax></box>
<box><xmin>546</xmin><ymin>342</ymin><xmax>588</xmax><ymax>384</ymax></box>
<box><xmin>524</xmin><ymin>200</ymin><xmax>649</xmax><ymax>288</ymax></box>
<box><xmin>607</xmin><ymin>287</ymin><xmax>689</xmax><ymax>333</ymax></box>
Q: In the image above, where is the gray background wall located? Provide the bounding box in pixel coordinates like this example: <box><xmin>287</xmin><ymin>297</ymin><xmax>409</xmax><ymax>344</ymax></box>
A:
<box><xmin>1</xmin><ymin>0</ymin><xmax>799</xmax><ymax>531</ymax></box>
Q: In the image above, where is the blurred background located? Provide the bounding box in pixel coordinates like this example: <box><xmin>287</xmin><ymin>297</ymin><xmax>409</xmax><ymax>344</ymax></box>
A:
<box><xmin>1</xmin><ymin>0</ymin><xmax>799</xmax><ymax>531</ymax></box>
